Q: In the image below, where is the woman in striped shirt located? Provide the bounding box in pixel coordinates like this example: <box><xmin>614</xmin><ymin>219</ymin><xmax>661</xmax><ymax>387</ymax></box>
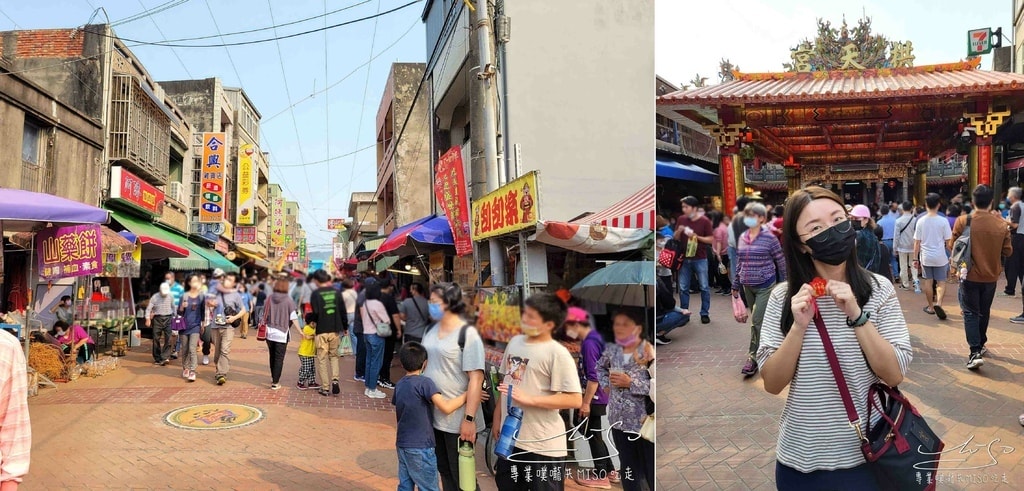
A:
<box><xmin>734</xmin><ymin>202</ymin><xmax>786</xmax><ymax>377</ymax></box>
<box><xmin>757</xmin><ymin>186</ymin><xmax>912</xmax><ymax>490</ymax></box>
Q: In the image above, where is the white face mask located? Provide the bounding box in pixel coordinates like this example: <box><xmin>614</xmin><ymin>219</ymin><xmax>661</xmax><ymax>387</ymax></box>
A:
<box><xmin>565</xmin><ymin>328</ymin><xmax>580</xmax><ymax>340</ymax></box>
<box><xmin>521</xmin><ymin>322</ymin><xmax>542</xmax><ymax>337</ymax></box>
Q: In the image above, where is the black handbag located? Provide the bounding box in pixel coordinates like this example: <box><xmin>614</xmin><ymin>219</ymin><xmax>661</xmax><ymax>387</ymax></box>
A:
<box><xmin>814</xmin><ymin>313</ymin><xmax>943</xmax><ymax>491</ymax></box>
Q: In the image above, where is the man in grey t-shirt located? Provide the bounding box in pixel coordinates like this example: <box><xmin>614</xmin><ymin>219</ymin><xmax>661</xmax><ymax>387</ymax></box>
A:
<box><xmin>210</xmin><ymin>272</ymin><xmax>246</xmax><ymax>385</ymax></box>
<box><xmin>398</xmin><ymin>283</ymin><xmax>430</xmax><ymax>344</ymax></box>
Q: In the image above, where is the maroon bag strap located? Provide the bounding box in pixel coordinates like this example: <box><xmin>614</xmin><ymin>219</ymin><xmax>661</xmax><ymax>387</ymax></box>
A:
<box><xmin>813</xmin><ymin>312</ymin><xmax>868</xmax><ymax>443</ymax></box>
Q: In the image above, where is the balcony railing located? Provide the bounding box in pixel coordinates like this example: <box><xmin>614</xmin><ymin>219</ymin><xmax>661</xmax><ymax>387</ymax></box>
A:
<box><xmin>927</xmin><ymin>157</ymin><xmax>966</xmax><ymax>178</ymax></box>
<box><xmin>108</xmin><ymin>74</ymin><xmax>171</xmax><ymax>185</ymax></box>
<box><xmin>745</xmin><ymin>164</ymin><xmax>787</xmax><ymax>182</ymax></box>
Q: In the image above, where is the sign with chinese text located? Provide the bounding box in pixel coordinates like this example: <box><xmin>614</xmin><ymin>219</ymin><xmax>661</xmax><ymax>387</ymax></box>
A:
<box><xmin>978</xmin><ymin>144</ymin><xmax>993</xmax><ymax>185</ymax></box>
<box><xmin>721</xmin><ymin>155</ymin><xmax>737</xmax><ymax>215</ymax></box>
<box><xmin>233</xmin><ymin>226</ymin><xmax>257</xmax><ymax>244</ymax></box>
<box><xmin>429</xmin><ymin>250</ymin><xmax>445</xmax><ymax>285</ymax></box>
<box><xmin>968</xmin><ymin>28</ymin><xmax>993</xmax><ymax>56</ymax></box>
<box><xmin>434</xmin><ymin>147</ymin><xmax>473</xmax><ymax>256</ymax></box>
<box><xmin>471</xmin><ymin>171</ymin><xmax>538</xmax><ymax>241</ymax></box>
<box><xmin>453</xmin><ymin>255</ymin><xmax>475</xmax><ymax>288</ymax></box>
<box><xmin>199</xmin><ymin>132</ymin><xmax>226</xmax><ymax>223</ymax></box>
<box><xmin>109</xmin><ymin>166</ymin><xmax>165</xmax><ymax>216</ymax></box>
<box><xmin>100</xmin><ymin>250</ymin><xmax>139</xmax><ymax>278</ymax></box>
<box><xmin>286</xmin><ymin>251</ymin><xmax>299</xmax><ymax>262</ymax></box>
<box><xmin>474</xmin><ymin>287</ymin><xmax>522</xmax><ymax>343</ymax></box>
<box><xmin>298</xmin><ymin>238</ymin><xmax>307</xmax><ymax>261</ymax></box>
<box><xmin>37</xmin><ymin>224</ymin><xmax>103</xmax><ymax>281</ymax></box>
<box><xmin>327</xmin><ymin>218</ymin><xmax>347</xmax><ymax>230</ymax></box>
<box><xmin>271</xmin><ymin>196</ymin><xmax>285</xmax><ymax>247</ymax></box>
<box><xmin>236</xmin><ymin>144</ymin><xmax>257</xmax><ymax>225</ymax></box>
<box><xmin>332</xmin><ymin>241</ymin><xmax>345</xmax><ymax>260</ymax></box>
<box><xmin>215</xmin><ymin>238</ymin><xmax>230</xmax><ymax>254</ymax></box>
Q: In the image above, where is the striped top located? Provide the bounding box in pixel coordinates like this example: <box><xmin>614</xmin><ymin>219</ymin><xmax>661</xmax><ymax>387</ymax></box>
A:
<box><xmin>736</xmin><ymin>227</ymin><xmax>786</xmax><ymax>287</ymax></box>
<box><xmin>0</xmin><ymin>331</ymin><xmax>31</xmax><ymax>483</ymax></box>
<box><xmin>756</xmin><ymin>275</ymin><xmax>912</xmax><ymax>473</ymax></box>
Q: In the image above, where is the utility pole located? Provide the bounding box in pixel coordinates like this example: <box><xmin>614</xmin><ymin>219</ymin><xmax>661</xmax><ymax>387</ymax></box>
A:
<box><xmin>470</xmin><ymin>0</ymin><xmax>506</xmax><ymax>286</ymax></box>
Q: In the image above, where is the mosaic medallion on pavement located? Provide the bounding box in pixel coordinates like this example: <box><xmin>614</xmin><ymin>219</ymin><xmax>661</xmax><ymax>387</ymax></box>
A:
<box><xmin>164</xmin><ymin>403</ymin><xmax>264</xmax><ymax>430</ymax></box>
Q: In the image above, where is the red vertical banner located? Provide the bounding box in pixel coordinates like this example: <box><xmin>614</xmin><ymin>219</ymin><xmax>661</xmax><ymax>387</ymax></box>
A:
<box><xmin>434</xmin><ymin>147</ymin><xmax>473</xmax><ymax>256</ymax></box>
<box><xmin>977</xmin><ymin>143</ymin><xmax>993</xmax><ymax>186</ymax></box>
<box><xmin>720</xmin><ymin>154</ymin><xmax>737</xmax><ymax>214</ymax></box>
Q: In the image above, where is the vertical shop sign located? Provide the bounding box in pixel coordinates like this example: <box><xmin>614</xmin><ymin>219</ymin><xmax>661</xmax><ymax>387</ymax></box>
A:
<box><xmin>237</xmin><ymin>144</ymin><xmax>257</xmax><ymax>225</ymax></box>
<box><xmin>200</xmin><ymin>132</ymin><xmax>227</xmax><ymax>223</ymax></box>
<box><xmin>271</xmin><ymin>197</ymin><xmax>285</xmax><ymax>247</ymax></box>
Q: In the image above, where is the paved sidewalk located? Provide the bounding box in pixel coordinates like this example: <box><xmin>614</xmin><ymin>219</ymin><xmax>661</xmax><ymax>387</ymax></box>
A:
<box><xmin>24</xmin><ymin>334</ymin><xmax>613</xmax><ymax>490</ymax></box>
<box><xmin>657</xmin><ymin>285</ymin><xmax>1024</xmax><ymax>491</ymax></box>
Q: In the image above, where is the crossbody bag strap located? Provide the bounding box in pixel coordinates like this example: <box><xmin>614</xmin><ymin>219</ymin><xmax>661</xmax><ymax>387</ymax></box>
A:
<box><xmin>812</xmin><ymin>312</ymin><xmax>867</xmax><ymax>443</ymax></box>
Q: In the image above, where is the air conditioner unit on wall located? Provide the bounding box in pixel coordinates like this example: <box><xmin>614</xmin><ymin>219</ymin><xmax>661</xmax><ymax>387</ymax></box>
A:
<box><xmin>168</xmin><ymin>181</ymin><xmax>186</xmax><ymax>204</ymax></box>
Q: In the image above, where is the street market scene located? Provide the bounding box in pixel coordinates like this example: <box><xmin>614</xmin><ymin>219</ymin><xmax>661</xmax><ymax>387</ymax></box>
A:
<box><xmin>656</xmin><ymin>1</ymin><xmax>1024</xmax><ymax>489</ymax></box>
<box><xmin>0</xmin><ymin>1</ymin><xmax>656</xmax><ymax>490</ymax></box>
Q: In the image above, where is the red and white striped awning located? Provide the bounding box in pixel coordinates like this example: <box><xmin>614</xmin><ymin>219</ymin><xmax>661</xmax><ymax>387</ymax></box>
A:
<box><xmin>571</xmin><ymin>184</ymin><xmax>656</xmax><ymax>230</ymax></box>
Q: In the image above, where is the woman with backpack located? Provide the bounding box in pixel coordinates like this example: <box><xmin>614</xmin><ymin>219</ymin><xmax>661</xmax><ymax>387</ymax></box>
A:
<box><xmin>420</xmin><ymin>283</ymin><xmax>487</xmax><ymax>491</ymax></box>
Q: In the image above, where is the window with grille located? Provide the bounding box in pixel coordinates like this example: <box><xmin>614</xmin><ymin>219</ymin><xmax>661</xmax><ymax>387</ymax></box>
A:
<box><xmin>21</xmin><ymin>120</ymin><xmax>42</xmax><ymax>191</ymax></box>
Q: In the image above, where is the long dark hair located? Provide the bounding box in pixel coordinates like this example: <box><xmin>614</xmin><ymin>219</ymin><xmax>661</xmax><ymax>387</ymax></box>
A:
<box><xmin>778</xmin><ymin>186</ymin><xmax>876</xmax><ymax>335</ymax></box>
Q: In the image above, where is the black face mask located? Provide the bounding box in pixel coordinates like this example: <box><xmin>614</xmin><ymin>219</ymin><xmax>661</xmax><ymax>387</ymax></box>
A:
<box><xmin>804</xmin><ymin>221</ymin><xmax>856</xmax><ymax>265</ymax></box>
<box><xmin>851</xmin><ymin>221</ymin><xmax>863</xmax><ymax>230</ymax></box>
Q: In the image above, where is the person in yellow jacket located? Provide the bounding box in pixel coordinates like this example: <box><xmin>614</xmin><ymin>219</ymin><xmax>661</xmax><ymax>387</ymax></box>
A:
<box><xmin>296</xmin><ymin>312</ymin><xmax>318</xmax><ymax>390</ymax></box>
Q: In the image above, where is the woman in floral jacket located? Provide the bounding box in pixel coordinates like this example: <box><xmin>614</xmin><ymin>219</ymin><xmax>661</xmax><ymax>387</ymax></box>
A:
<box><xmin>597</xmin><ymin>308</ymin><xmax>654</xmax><ymax>491</ymax></box>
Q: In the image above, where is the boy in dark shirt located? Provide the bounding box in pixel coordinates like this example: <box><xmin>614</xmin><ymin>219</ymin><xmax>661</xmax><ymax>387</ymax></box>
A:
<box><xmin>393</xmin><ymin>342</ymin><xmax>467</xmax><ymax>491</ymax></box>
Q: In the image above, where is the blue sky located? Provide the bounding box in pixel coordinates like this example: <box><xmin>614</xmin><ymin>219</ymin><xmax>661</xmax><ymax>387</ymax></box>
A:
<box><xmin>1</xmin><ymin>0</ymin><xmax>427</xmax><ymax>251</ymax></box>
<box><xmin>657</xmin><ymin>0</ymin><xmax>1011</xmax><ymax>87</ymax></box>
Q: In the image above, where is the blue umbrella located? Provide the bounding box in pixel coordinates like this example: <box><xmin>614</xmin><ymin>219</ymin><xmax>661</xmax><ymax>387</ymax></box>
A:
<box><xmin>570</xmin><ymin>261</ymin><xmax>655</xmax><ymax>307</ymax></box>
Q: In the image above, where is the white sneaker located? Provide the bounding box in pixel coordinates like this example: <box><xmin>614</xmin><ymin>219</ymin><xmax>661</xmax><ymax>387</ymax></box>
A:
<box><xmin>364</xmin><ymin>388</ymin><xmax>387</xmax><ymax>399</ymax></box>
<box><xmin>202</xmin><ymin>355</ymin><xmax>210</xmax><ymax>365</ymax></box>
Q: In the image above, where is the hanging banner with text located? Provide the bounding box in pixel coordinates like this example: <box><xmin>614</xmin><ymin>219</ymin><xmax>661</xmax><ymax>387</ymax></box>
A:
<box><xmin>434</xmin><ymin>146</ymin><xmax>473</xmax><ymax>256</ymax></box>
<box><xmin>978</xmin><ymin>143</ymin><xmax>993</xmax><ymax>186</ymax></box>
<box><xmin>236</xmin><ymin>144</ymin><xmax>257</xmax><ymax>225</ymax></box>
<box><xmin>721</xmin><ymin>155</ymin><xmax>737</xmax><ymax>216</ymax></box>
<box><xmin>327</xmin><ymin>218</ymin><xmax>347</xmax><ymax>230</ymax></box>
<box><xmin>199</xmin><ymin>132</ymin><xmax>227</xmax><ymax>223</ymax></box>
<box><xmin>471</xmin><ymin>171</ymin><xmax>539</xmax><ymax>241</ymax></box>
<box><xmin>271</xmin><ymin>197</ymin><xmax>285</xmax><ymax>247</ymax></box>
<box><xmin>38</xmin><ymin>224</ymin><xmax>103</xmax><ymax>281</ymax></box>
<box><xmin>298</xmin><ymin>238</ymin><xmax>307</xmax><ymax>261</ymax></box>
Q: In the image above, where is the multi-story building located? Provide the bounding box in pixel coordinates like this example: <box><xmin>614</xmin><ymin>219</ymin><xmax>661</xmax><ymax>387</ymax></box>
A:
<box><xmin>224</xmin><ymin>87</ymin><xmax>271</xmax><ymax>260</ymax></box>
<box><xmin>158</xmin><ymin>78</ymin><xmax>238</xmax><ymax>250</ymax></box>
<box><xmin>421</xmin><ymin>0</ymin><xmax>652</xmax><ymax>284</ymax></box>
<box><xmin>348</xmin><ymin>191</ymin><xmax>379</xmax><ymax>244</ymax></box>
<box><xmin>0</xmin><ymin>58</ymin><xmax>104</xmax><ymax>205</ymax></box>
<box><xmin>0</xmin><ymin>25</ymin><xmax>194</xmax><ymax>235</ymax></box>
<box><xmin>375</xmin><ymin>63</ymin><xmax>432</xmax><ymax>234</ymax></box>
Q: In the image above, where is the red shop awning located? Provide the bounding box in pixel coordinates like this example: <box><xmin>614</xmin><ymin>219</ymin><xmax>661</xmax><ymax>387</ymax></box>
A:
<box><xmin>1005</xmin><ymin>158</ymin><xmax>1024</xmax><ymax>170</ymax></box>
<box><xmin>137</xmin><ymin>235</ymin><xmax>189</xmax><ymax>259</ymax></box>
<box><xmin>571</xmin><ymin>183</ymin><xmax>656</xmax><ymax>230</ymax></box>
<box><xmin>371</xmin><ymin>215</ymin><xmax>435</xmax><ymax>259</ymax></box>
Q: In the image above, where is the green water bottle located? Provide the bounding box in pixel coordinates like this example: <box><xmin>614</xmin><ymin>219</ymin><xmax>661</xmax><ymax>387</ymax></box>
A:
<box><xmin>458</xmin><ymin>439</ymin><xmax>476</xmax><ymax>491</ymax></box>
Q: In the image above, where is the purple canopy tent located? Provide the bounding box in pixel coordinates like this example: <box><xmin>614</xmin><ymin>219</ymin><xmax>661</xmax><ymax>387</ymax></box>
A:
<box><xmin>0</xmin><ymin>187</ymin><xmax>110</xmax><ymax>358</ymax></box>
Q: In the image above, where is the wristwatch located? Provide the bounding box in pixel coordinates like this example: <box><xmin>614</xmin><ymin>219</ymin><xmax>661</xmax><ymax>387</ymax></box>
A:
<box><xmin>464</xmin><ymin>414</ymin><xmax>475</xmax><ymax>422</ymax></box>
<box><xmin>846</xmin><ymin>310</ymin><xmax>870</xmax><ymax>328</ymax></box>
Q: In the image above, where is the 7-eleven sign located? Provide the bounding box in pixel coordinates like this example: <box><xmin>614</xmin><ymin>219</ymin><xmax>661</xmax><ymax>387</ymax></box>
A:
<box><xmin>968</xmin><ymin>28</ymin><xmax>992</xmax><ymax>56</ymax></box>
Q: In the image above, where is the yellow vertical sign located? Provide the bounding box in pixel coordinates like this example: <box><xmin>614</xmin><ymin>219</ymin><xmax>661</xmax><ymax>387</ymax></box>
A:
<box><xmin>199</xmin><ymin>132</ymin><xmax>226</xmax><ymax>223</ymax></box>
<box><xmin>237</xmin><ymin>144</ymin><xmax>256</xmax><ymax>225</ymax></box>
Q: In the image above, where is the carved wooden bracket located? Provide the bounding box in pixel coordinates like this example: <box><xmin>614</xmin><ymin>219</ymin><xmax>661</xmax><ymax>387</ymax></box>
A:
<box><xmin>964</xmin><ymin>104</ymin><xmax>1011</xmax><ymax>137</ymax></box>
<box><xmin>705</xmin><ymin>123</ymin><xmax>746</xmax><ymax>148</ymax></box>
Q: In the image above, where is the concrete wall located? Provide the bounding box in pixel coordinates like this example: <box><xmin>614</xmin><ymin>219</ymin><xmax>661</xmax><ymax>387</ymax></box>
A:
<box><xmin>391</xmin><ymin>63</ymin><xmax>433</xmax><ymax>226</ymax></box>
<box><xmin>0</xmin><ymin>26</ymin><xmax>107</xmax><ymax>119</ymax></box>
<box><xmin>0</xmin><ymin>66</ymin><xmax>104</xmax><ymax>205</ymax></box>
<box><xmin>502</xmin><ymin>0</ymin><xmax>653</xmax><ymax>221</ymax></box>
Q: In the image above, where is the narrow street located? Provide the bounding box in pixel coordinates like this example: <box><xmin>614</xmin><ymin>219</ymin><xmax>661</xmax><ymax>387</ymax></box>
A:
<box><xmin>657</xmin><ymin>285</ymin><xmax>1024</xmax><ymax>490</ymax></box>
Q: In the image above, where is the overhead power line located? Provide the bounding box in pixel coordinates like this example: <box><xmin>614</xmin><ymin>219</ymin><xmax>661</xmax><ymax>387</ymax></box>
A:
<box><xmin>110</xmin><ymin>0</ymin><xmax>190</xmax><ymax>27</ymax></box>
<box><xmin>97</xmin><ymin>0</ymin><xmax>422</xmax><ymax>48</ymax></box>
<box><xmin>113</xmin><ymin>0</ymin><xmax>371</xmax><ymax>43</ymax></box>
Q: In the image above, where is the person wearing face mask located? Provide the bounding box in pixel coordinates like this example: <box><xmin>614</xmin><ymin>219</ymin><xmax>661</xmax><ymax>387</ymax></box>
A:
<box><xmin>877</xmin><ymin>202</ymin><xmax>899</xmax><ymax>282</ymax></box>
<box><xmin>563</xmin><ymin>307</ymin><xmax>615</xmax><ymax>488</ymax></box>
<box><xmin>52</xmin><ymin>321</ymin><xmax>95</xmax><ymax>364</ymax></box>
<box><xmin>494</xmin><ymin>293</ymin><xmax>582</xmax><ymax>491</ymax></box>
<box><xmin>848</xmin><ymin>205</ymin><xmax>883</xmax><ymax>276</ymax></box>
<box><xmin>177</xmin><ymin>274</ymin><xmax>206</xmax><ymax>382</ymax></box>
<box><xmin>419</xmin><ymin>283</ymin><xmax>486</xmax><ymax>491</ymax></box>
<box><xmin>146</xmin><ymin>283</ymin><xmax>177</xmax><ymax>366</ymax></box>
<box><xmin>49</xmin><ymin>295</ymin><xmax>74</xmax><ymax>326</ymax></box>
<box><xmin>1001</xmin><ymin>187</ymin><xmax>1024</xmax><ymax>299</ymax></box>
<box><xmin>913</xmin><ymin>193</ymin><xmax>953</xmax><ymax>320</ymax></box>
<box><xmin>734</xmin><ymin>202</ymin><xmax>786</xmax><ymax>377</ymax></box>
<box><xmin>758</xmin><ymin>186</ymin><xmax>912</xmax><ymax>489</ymax></box>
<box><xmin>596</xmin><ymin>308</ymin><xmax>654</xmax><ymax>491</ymax></box>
